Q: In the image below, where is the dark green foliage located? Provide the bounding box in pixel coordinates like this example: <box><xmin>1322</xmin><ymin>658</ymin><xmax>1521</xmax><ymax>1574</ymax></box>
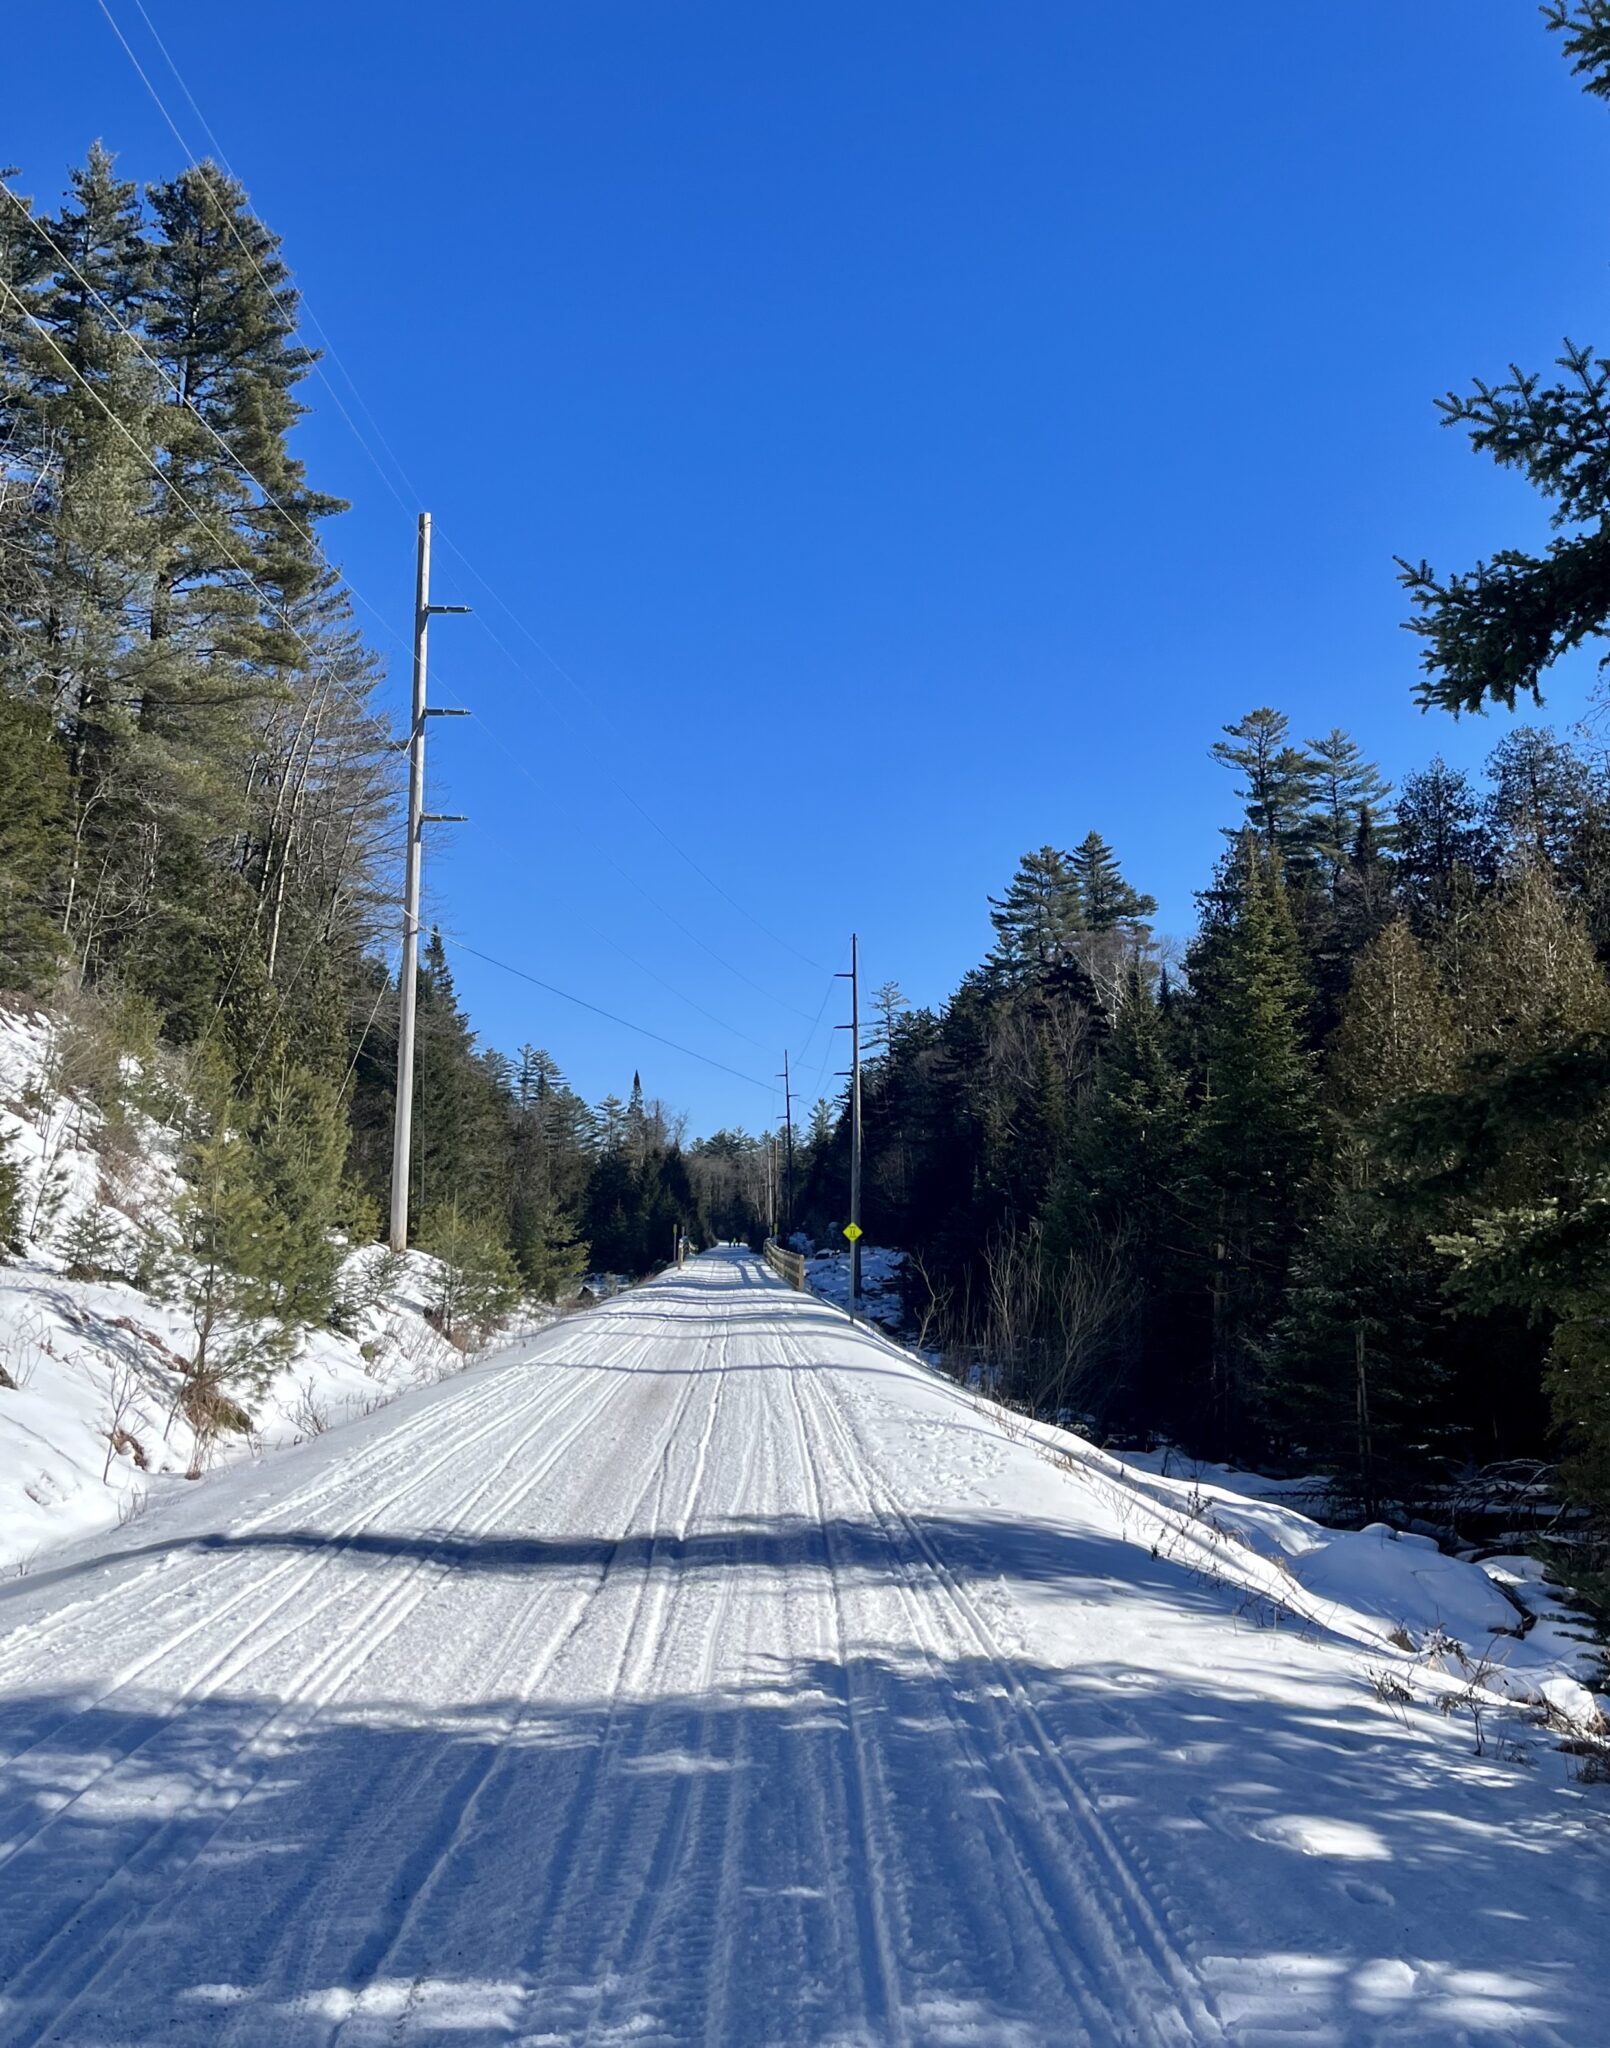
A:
<box><xmin>1394</xmin><ymin>760</ymin><xmax>1493</xmax><ymax>944</ymax></box>
<box><xmin>0</xmin><ymin>142</ymin><xmax>600</xmax><ymax>1354</ymax></box>
<box><xmin>1069</xmin><ymin>831</ymin><xmax>1156</xmax><ymax>933</ymax></box>
<box><xmin>419</xmin><ymin>1202</ymin><xmax>523</xmax><ymax>1344</ymax></box>
<box><xmin>0</xmin><ymin>1130</ymin><xmax>21</xmax><ymax>1257</ymax></box>
<box><xmin>1192</xmin><ymin>840</ymin><xmax>1319</xmax><ymax>1446</ymax></box>
<box><xmin>0</xmin><ymin>689</ymin><xmax>65</xmax><ymax>989</ymax></box>
<box><xmin>1211</xmin><ymin>708</ymin><xmax>1320</xmax><ymax>866</ymax></box>
<box><xmin>987</xmin><ymin>845</ymin><xmax>1082</xmax><ymax>985</ymax></box>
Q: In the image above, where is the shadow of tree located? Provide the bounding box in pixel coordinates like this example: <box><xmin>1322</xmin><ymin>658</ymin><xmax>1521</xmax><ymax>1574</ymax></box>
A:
<box><xmin>0</xmin><ymin>1631</ymin><xmax>1600</xmax><ymax>2045</ymax></box>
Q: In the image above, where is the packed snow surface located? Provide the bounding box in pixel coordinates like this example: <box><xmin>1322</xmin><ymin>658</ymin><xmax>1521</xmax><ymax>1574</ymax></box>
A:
<box><xmin>1</xmin><ymin>1251</ymin><xmax>1607</xmax><ymax>2046</ymax></box>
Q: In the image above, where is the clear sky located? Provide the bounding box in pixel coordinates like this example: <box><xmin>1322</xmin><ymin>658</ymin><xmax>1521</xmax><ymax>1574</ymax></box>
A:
<box><xmin>13</xmin><ymin>2</ymin><xmax>1610</xmax><ymax>1132</ymax></box>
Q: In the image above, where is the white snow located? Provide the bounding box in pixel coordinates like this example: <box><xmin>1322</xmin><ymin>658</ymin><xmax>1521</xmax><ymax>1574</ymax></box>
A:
<box><xmin>0</xmin><ymin>1001</ymin><xmax>542</xmax><ymax>1576</ymax></box>
<box><xmin>1</xmin><ymin>1248</ymin><xmax>1606</xmax><ymax>2044</ymax></box>
<box><xmin>806</xmin><ymin>1241</ymin><xmax>908</xmax><ymax>1329</ymax></box>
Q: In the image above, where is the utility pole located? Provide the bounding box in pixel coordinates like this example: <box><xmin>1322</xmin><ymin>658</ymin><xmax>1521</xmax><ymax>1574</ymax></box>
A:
<box><xmin>836</xmin><ymin>933</ymin><xmax>863</xmax><ymax>1311</ymax></box>
<box><xmin>389</xmin><ymin>512</ymin><xmax>471</xmax><ymax>1254</ymax></box>
<box><xmin>778</xmin><ymin>1050</ymin><xmax>794</xmax><ymax>1236</ymax></box>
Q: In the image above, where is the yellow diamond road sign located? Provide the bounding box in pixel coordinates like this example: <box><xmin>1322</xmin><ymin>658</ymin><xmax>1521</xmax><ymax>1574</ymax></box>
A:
<box><xmin>843</xmin><ymin>1222</ymin><xmax>863</xmax><ymax>1243</ymax></box>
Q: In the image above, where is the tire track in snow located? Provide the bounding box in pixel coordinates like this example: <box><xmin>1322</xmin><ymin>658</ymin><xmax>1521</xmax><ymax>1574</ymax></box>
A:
<box><xmin>0</xmin><ymin>1349</ymin><xmax>635</xmax><ymax>2045</ymax></box>
<box><xmin>573</xmin><ymin>1320</ymin><xmax>764</xmax><ymax>2046</ymax></box>
<box><xmin>778</xmin><ymin>1354</ymin><xmax>909</xmax><ymax>2047</ymax></box>
<box><xmin>0</xmin><ymin>1350</ymin><xmax>552</xmax><ymax>1705</ymax></box>
<box><xmin>320</xmin><ymin>1327</ymin><xmax>717</xmax><ymax>2046</ymax></box>
<box><xmin>0</xmin><ymin>1349</ymin><xmax>609</xmax><ymax>1831</ymax></box>
<box><xmin>795</xmin><ymin>1344</ymin><xmax>1226</xmax><ymax>2045</ymax></box>
<box><xmin>217</xmin><ymin>1334</ymin><xmax>677</xmax><ymax>2044</ymax></box>
<box><xmin>0</xmin><ymin>1288</ymin><xmax>646</xmax><ymax>1688</ymax></box>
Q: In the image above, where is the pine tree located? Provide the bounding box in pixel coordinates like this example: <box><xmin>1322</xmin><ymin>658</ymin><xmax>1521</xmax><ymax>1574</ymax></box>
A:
<box><xmin>241</xmin><ymin>1060</ymin><xmax>349</xmax><ymax>1324</ymax></box>
<box><xmin>1211</xmin><ymin>709</ymin><xmax>1321</xmax><ymax>867</ymax></box>
<box><xmin>987</xmin><ymin>845</ymin><xmax>1083</xmax><ymax>985</ymax></box>
<box><xmin>1485</xmin><ymin>726</ymin><xmax>1592</xmax><ymax>872</ymax></box>
<box><xmin>1395</xmin><ymin>758</ymin><xmax>1494</xmax><ymax>955</ymax></box>
<box><xmin>1457</xmin><ymin>861</ymin><xmax>1610</xmax><ymax>1073</ymax></box>
<box><xmin>1306</xmin><ymin>729</ymin><xmax>1393</xmax><ymax>882</ymax></box>
<box><xmin>1050</xmin><ymin>963</ymin><xmax>1194</xmax><ymax>1423</ymax></box>
<box><xmin>172</xmin><ymin>1056</ymin><xmax>290</xmax><ymax>1467</ymax></box>
<box><xmin>511</xmin><ymin>1190</ymin><xmax>587</xmax><ymax>1301</ymax></box>
<box><xmin>1068</xmin><ymin>831</ymin><xmax>1156</xmax><ymax>932</ymax></box>
<box><xmin>0</xmin><ymin>688</ymin><xmax>64</xmax><ymax>988</ymax></box>
<box><xmin>407</xmin><ymin>931</ymin><xmax>513</xmax><ymax>1229</ymax></box>
<box><xmin>869</xmin><ymin>980</ymin><xmax>909</xmax><ymax>1054</ymax></box>
<box><xmin>1397</xmin><ymin>10</ymin><xmax>1610</xmax><ymax>710</ymax></box>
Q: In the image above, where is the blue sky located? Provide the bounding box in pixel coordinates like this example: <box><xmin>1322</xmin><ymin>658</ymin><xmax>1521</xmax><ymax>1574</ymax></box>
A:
<box><xmin>14</xmin><ymin>2</ymin><xmax>1610</xmax><ymax>1131</ymax></box>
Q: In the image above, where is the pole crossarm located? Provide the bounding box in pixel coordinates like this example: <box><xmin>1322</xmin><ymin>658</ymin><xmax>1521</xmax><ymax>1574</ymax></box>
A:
<box><xmin>389</xmin><ymin>511</ymin><xmax>472</xmax><ymax>1254</ymax></box>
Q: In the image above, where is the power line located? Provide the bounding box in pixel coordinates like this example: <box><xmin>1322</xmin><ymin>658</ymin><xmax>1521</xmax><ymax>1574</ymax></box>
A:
<box><xmin>9</xmin><ymin>173</ymin><xmax>806</xmax><ymax>1048</ymax></box>
<box><xmin>97</xmin><ymin>0</ymin><xmax>421</xmax><ymax>523</ymax></box>
<box><xmin>94</xmin><ymin>0</ymin><xmax>830</xmax><ymax>988</ymax></box>
<box><xmin>436</xmin><ymin>528</ymin><xmax>830</xmax><ymax>975</ymax></box>
<box><xmin>0</xmin><ymin>179</ymin><xmax>410</xmax><ymax>667</ymax></box>
<box><xmin>3</xmin><ymin>211</ymin><xmax>794</xmax><ymax>1089</ymax></box>
<box><xmin>84</xmin><ymin>0</ymin><xmax>826</xmax><ymax>1093</ymax></box>
<box><xmin>464</xmin><ymin>697</ymin><xmax>818</xmax><ymax>1023</ymax></box>
<box><xmin>82</xmin><ymin>9</ymin><xmax>830</xmax><ymax>1019</ymax></box>
<box><xmin>437</xmin><ymin>933</ymin><xmax>778</xmax><ymax>1095</ymax></box>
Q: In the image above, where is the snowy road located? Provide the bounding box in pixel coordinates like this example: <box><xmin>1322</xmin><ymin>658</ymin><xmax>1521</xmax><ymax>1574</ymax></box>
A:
<box><xmin>0</xmin><ymin>1251</ymin><xmax>1606</xmax><ymax>2046</ymax></box>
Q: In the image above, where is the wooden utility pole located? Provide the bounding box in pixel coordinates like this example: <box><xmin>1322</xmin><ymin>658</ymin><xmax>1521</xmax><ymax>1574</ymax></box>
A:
<box><xmin>388</xmin><ymin>513</ymin><xmax>470</xmax><ymax>1254</ymax></box>
<box><xmin>837</xmin><ymin>934</ymin><xmax>863</xmax><ymax>1310</ymax></box>
<box><xmin>778</xmin><ymin>1050</ymin><xmax>795</xmax><ymax>1235</ymax></box>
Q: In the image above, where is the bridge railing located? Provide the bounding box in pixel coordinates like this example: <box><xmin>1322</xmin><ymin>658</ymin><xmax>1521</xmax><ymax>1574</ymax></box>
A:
<box><xmin>763</xmin><ymin>1237</ymin><xmax>806</xmax><ymax>1289</ymax></box>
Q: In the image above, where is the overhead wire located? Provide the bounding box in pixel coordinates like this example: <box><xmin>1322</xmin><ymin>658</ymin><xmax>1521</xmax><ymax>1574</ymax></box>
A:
<box><xmin>8</xmin><ymin>176</ymin><xmax>789</xmax><ymax>1082</ymax></box>
<box><xmin>5</xmin><ymin>185</ymin><xmax>788</xmax><ymax>1064</ymax></box>
<box><xmin>434</xmin><ymin>528</ymin><xmax>830</xmax><ymax>975</ymax></box>
<box><xmin>87</xmin><ymin>0</ymin><xmax>830</xmax><ymax>1089</ymax></box>
<box><xmin>0</xmin><ymin>179</ymin><xmax>411</xmax><ymax>666</ymax></box>
<box><xmin>436</xmin><ymin>932</ymin><xmax>777</xmax><ymax>1095</ymax></box>
<box><xmin>95</xmin><ymin>0</ymin><xmax>832</xmax><ymax>992</ymax></box>
<box><xmin>98</xmin><ymin>0</ymin><xmax>420</xmax><ymax>523</ymax></box>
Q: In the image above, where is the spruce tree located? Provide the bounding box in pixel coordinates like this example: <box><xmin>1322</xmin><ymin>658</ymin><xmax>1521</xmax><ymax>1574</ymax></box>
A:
<box><xmin>1068</xmin><ymin>831</ymin><xmax>1156</xmax><ymax>932</ymax></box>
<box><xmin>1191</xmin><ymin>837</ymin><xmax>1318</xmax><ymax>1449</ymax></box>
<box><xmin>1050</xmin><ymin>963</ymin><xmax>1194</xmax><ymax>1424</ymax></box>
<box><xmin>1485</xmin><ymin>726</ymin><xmax>1592</xmax><ymax>873</ymax></box>
<box><xmin>1273</xmin><ymin>922</ymin><xmax>1459</xmax><ymax>1508</ymax></box>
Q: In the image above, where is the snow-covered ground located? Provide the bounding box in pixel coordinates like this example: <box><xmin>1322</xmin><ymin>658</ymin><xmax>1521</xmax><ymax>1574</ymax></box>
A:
<box><xmin>1</xmin><ymin>1248</ymin><xmax>1606</xmax><ymax>2045</ymax></box>
<box><xmin>0</xmin><ymin>1001</ymin><xmax>547</xmax><ymax>1576</ymax></box>
<box><xmin>806</xmin><ymin>1240</ymin><xmax>908</xmax><ymax>1329</ymax></box>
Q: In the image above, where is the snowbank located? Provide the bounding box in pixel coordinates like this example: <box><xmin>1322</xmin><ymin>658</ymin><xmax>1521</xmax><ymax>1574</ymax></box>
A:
<box><xmin>808</xmin><ymin>1283</ymin><xmax>1609</xmax><ymax>1743</ymax></box>
<box><xmin>1021</xmin><ymin>1411</ymin><xmax>1608</xmax><ymax>1736</ymax></box>
<box><xmin>0</xmin><ymin>1001</ymin><xmax>549</xmax><ymax>1576</ymax></box>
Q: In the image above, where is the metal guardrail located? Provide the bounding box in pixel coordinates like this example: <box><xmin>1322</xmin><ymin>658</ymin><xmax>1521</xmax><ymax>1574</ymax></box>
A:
<box><xmin>763</xmin><ymin>1237</ymin><xmax>806</xmax><ymax>1289</ymax></box>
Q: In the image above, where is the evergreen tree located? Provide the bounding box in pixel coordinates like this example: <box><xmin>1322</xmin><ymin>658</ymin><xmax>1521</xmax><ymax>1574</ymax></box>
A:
<box><xmin>1395</xmin><ymin>758</ymin><xmax>1494</xmax><ymax>951</ymax></box>
<box><xmin>1069</xmin><ymin>831</ymin><xmax>1156</xmax><ymax>932</ymax></box>
<box><xmin>1050</xmin><ymin>963</ymin><xmax>1194</xmax><ymax>1424</ymax></box>
<box><xmin>1485</xmin><ymin>726</ymin><xmax>1592</xmax><ymax>873</ymax></box>
<box><xmin>1306</xmin><ymin>728</ymin><xmax>1393</xmax><ymax>883</ymax></box>
<box><xmin>1211</xmin><ymin>708</ymin><xmax>1321</xmax><ymax>867</ymax></box>
<box><xmin>986</xmin><ymin>845</ymin><xmax>1082</xmax><ymax>985</ymax></box>
<box><xmin>1191</xmin><ymin>838</ymin><xmax>1318</xmax><ymax>1448</ymax></box>
<box><xmin>1397</xmin><ymin>9</ymin><xmax>1610</xmax><ymax>712</ymax></box>
<box><xmin>0</xmin><ymin>689</ymin><xmax>64</xmax><ymax>989</ymax></box>
<box><xmin>1273</xmin><ymin>922</ymin><xmax>1459</xmax><ymax>1508</ymax></box>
